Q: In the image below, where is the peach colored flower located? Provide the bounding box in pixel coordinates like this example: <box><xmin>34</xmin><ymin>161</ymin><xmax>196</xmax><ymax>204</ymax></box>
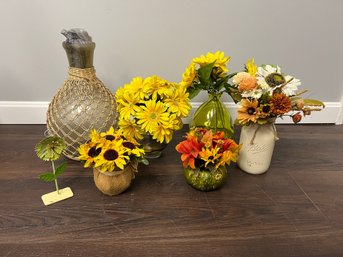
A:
<box><xmin>233</xmin><ymin>72</ymin><xmax>258</xmax><ymax>92</ymax></box>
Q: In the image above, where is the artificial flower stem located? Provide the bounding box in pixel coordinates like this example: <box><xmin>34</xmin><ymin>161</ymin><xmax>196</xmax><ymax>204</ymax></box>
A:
<box><xmin>51</xmin><ymin>160</ymin><xmax>60</xmax><ymax>194</ymax></box>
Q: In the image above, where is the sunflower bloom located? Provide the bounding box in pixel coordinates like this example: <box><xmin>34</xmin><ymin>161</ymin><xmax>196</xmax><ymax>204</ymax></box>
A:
<box><xmin>100</xmin><ymin>126</ymin><xmax>121</xmax><ymax>141</ymax></box>
<box><xmin>94</xmin><ymin>140</ymin><xmax>128</xmax><ymax>172</ymax></box>
<box><xmin>257</xmin><ymin>104</ymin><xmax>272</xmax><ymax>118</ymax></box>
<box><xmin>199</xmin><ymin>147</ymin><xmax>220</xmax><ymax>167</ymax></box>
<box><xmin>78</xmin><ymin>142</ymin><xmax>102</xmax><ymax>168</ymax></box>
<box><xmin>122</xmin><ymin>140</ymin><xmax>145</xmax><ymax>157</ymax></box>
<box><xmin>237</xmin><ymin>99</ymin><xmax>259</xmax><ymax>125</ymax></box>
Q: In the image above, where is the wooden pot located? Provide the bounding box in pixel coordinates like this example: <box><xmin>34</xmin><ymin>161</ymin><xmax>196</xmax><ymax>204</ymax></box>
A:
<box><xmin>93</xmin><ymin>160</ymin><xmax>138</xmax><ymax>196</ymax></box>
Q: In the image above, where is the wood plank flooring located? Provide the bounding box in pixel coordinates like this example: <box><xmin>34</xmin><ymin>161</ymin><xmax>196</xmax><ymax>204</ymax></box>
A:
<box><xmin>0</xmin><ymin>124</ymin><xmax>342</xmax><ymax>257</ymax></box>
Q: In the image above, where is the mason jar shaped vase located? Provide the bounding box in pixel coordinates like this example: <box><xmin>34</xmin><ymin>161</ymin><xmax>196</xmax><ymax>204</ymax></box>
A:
<box><xmin>237</xmin><ymin>123</ymin><xmax>277</xmax><ymax>174</ymax></box>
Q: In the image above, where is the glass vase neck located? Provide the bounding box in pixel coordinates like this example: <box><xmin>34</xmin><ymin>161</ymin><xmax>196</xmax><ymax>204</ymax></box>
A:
<box><xmin>207</xmin><ymin>91</ymin><xmax>222</xmax><ymax>98</ymax></box>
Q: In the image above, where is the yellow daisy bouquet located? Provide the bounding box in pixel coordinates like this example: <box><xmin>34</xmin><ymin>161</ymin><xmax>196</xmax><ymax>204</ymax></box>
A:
<box><xmin>230</xmin><ymin>59</ymin><xmax>325</xmax><ymax>125</ymax></box>
<box><xmin>180</xmin><ymin>51</ymin><xmax>236</xmax><ymax>99</ymax></box>
<box><xmin>115</xmin><ymin>76</ymin><xmax>191</xmax><ymax>144</ymax></box>
<box><xmin>78</xmin><ymin>127</ymin><xmax>147</xmax><ymax>172</ymax></box>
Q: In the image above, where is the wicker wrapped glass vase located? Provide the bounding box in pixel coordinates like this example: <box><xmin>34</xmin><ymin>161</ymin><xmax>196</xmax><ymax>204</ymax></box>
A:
<box><xmin>47</xmin><ymin>29</ymin><xmax>117</xmax><ymax>160</ymax></box>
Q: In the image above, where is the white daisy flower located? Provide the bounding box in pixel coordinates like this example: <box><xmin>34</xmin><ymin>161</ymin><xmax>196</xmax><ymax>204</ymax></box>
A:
<box><xmin>241</xmin><ymin>88</ymin><xmax>263</xmax><ymax>99</ymax></box>
<box><xmin>281</xmin><ymin>75</ymin><xmax>301</xmax><ymax>96</ymax></box>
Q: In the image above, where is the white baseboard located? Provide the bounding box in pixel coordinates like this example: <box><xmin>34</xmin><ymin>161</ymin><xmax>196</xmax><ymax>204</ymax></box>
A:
<box><xmin>0</xmin><ymin>101</ymin><xmax>341</xmax><ymax>125</ymax></box>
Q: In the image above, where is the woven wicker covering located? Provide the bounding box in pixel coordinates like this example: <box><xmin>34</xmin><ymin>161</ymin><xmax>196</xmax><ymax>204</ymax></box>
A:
<box><xmin>47</xmin><ymin>67</ymin><xmax>118</xmax><ymax>160</ymax></box>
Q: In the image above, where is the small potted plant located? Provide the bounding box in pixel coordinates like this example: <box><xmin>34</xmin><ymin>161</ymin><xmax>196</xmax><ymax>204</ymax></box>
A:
<box><xmin>175</xmin><ymin>128</ymin><xmax>240</xmax><ymax>191</ymax></box>
<box><xmin>78</xmin><ymin>127</ymin><xmax>148</xmax><ymax>196</ymax></box>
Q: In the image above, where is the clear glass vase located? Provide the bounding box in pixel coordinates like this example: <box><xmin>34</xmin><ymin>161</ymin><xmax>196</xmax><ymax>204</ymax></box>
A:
<box><xmin>46</xmin><ymin>29</ymin><xmax>117</xmax><ymax>160</ymax></box>
<box><xmin>190</xmin><ymin>92</ymin><xmax>234</xmax><ymax>138</ymax></box>
<box><xmin>140</xmin><ymin>134</ymin><xmax>167</xmax><ymax>159</ymax></box>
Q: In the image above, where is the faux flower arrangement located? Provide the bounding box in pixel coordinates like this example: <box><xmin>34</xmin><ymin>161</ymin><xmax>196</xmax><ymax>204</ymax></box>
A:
<box><xmin>175</xmin><ymin>128</ymin><xmax>240</xmax><ymax>170</ymax></box>
<box><xmin>180</xmin><ymin>51</ymin><xmax>235</xmax><ymax>99</ymax></box>
<box><xmin>78</xmin><ymin>127</ymin><xmax>147</xmax><ymax>172</ymax></box>
<box><xmin>230</xmin><ymin>59</ymin><xmax>325</xmax><ymax>125</ymax></box>
<box><xmin>115</xmin><ymin>76</ymin><xmax>191</xmax><ymax>143</ymax></box>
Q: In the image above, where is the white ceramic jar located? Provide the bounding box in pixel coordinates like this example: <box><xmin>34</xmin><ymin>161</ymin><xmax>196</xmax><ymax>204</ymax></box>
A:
<box><xmin>237</xmin><ymin>123</ymin><xmax>277</xmax><ymax>174</ymax></box>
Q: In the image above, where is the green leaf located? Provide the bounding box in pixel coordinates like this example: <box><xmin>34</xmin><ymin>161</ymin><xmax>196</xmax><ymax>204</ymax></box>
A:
<box><xmin>227</xmin><ymin>72</ymin><xmax>237</xmax><ymax>79</ymax></box>
<box><xmin>138</xmin><ymin>157</ymin><xmax>149</xmax><ymax>165</ymax></box>
<box><xmin>224</xmin><ymin>84</ymin><xmax>241</xmax><ymax>103</ymax></box>
<box><xmin>303</xmin><ymin>99</ymin><xmax>325</xmax><ymax>107</ymax></box>
<box><xmin>39</xmin><ymin>172</ymin><xmax>56</xmax><ymax>182</ymax></box>
<box><xmin>55</xmin><ymin>162</ymin><xmax>67</xmax><ymax>176</ymax></box>
<box><xmin>187</xmin><ymin>86</ymin><xmax>202</xmax><ymax>99</ymax></box>
<box><xmin>198</xmin><ymin>61</ymin><xmax>215</xmax><ymax>89</ymax></box>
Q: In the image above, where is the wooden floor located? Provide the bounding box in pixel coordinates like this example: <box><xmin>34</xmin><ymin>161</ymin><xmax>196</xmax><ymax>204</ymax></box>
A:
<box><xmin>0</xmin><ymin>124</ymin><xmax>342</xmax><ymax>257</ymax></box>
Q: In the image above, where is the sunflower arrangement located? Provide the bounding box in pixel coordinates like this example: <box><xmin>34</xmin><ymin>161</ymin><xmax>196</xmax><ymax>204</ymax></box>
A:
<box><xmin>78</xmin><ymin>127</ymin><xmax>147</xmax><ymax>172</ymax></box>
<box><xmin>180</xmin><ymin>51</ymin><xmax>236</xmax><ymax>99</ymax></box>
<box><xmin>230</xmin><ymin>59</ymin><xmax>325</xmax><ymax>125</ymax></box>
<box><xmin>175</xmin><ymin>128</ymin><xmax>240</xmax><ymax>171</ymax></box>
<box><xmin>115</xmin><ymin>76</ymin><xmax>191</xmax><ymax>144</ymax></box>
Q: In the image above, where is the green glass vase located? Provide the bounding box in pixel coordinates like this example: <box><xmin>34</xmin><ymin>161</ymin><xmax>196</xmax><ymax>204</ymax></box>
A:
<box><xmin>190</xmin><ymin>92</ymin><xmax>234</xmax><ymax>138</ymax></box>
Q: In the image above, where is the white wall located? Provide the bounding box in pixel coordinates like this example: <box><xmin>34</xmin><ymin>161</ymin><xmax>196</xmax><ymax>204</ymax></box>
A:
<box><xmin>0</xmin><ymin>0</ymin><xmax>342</xmax><ymax>123</ymax></box>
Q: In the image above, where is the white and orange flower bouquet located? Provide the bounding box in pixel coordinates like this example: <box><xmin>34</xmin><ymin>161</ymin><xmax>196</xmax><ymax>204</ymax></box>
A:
<box><xmin>228</xmin><ymin>59</ymin><xmax>325</xmax><ymax>125</ymax></box>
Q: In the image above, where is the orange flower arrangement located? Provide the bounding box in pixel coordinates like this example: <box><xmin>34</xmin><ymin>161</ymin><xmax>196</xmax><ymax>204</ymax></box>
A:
<box><xmin>175</xmin><ymin>128</ymin><xmax>240</xmax><ymax>170</ymax></box>
<box><xmin>229</xmin><ymin>59</ymin><xmax>325</xmax><ymax>125</ymax></box>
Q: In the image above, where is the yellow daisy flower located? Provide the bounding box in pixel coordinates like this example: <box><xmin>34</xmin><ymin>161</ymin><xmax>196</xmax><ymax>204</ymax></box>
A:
<box><xmin>116</xmin><ymin>90</ymin><xmax>140</xmax><ymax>121</ymax></box>
<box><xmin>153</xmin><ymin>122</ymin><xmax>175</xmax><ymax>143</ymax></box>
<box><xmin>144</xmin><ymin>76</ymin><xmax>170</xmax><ymax>100</ymax></box>
<box><xmin>192</xmin><ymin>51</ymin><xmax>230</xmax><ymax>74</ymax></box>
<box><xmin>180</xmin><ymin>62</ymin><xmax>197</xmax><ymax>88</ymax></box>
<box><xmin>94</xmin><ymin>139</ymin><xmax>128</xmax><ymax>172</ymax></box>
<box><xmin>115</xmin><ymin>87</ymin><xmax>126</xmax><ymax>107</ymax></box>
<box><xmin>135</xmin><ymin>100</ymin><xmax>170</xmax><ymax>134</ymax></box>
<box><xmin>164</xmin><ymin>84</ymin><xmax>191</xmax><ymax>117</ymax></box>
<box><xmin>118</xmin><ymin>119</ymin><xmax>143</xmax><ymax>143</ymax></box>
<box><xmin>129</xmin><ymin>77</ymin><xmax>147</xmax><ymax>100</ymax></box>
